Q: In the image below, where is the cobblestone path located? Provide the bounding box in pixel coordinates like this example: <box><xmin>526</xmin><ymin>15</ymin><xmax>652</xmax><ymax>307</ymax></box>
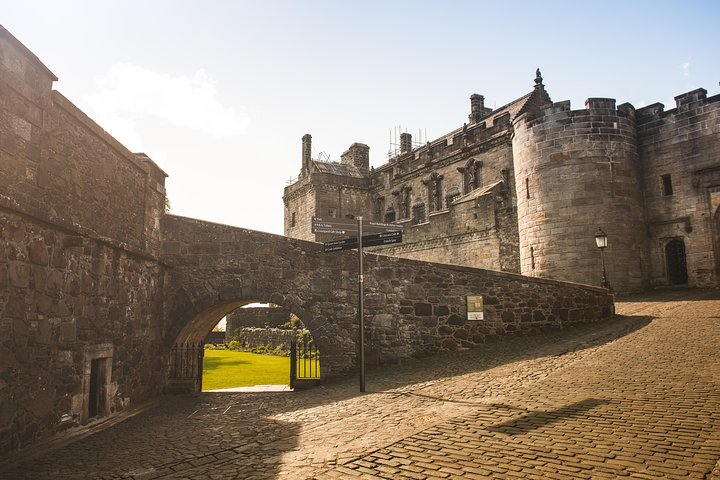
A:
<box><xmin>2</xmin><ymin>289</ymin><xmax>719</xmax><ymax>479</ymax></box>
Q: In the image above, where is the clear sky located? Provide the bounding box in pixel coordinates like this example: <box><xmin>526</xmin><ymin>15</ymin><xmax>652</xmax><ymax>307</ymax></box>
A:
<box><xmin>3</xmin><ymin>0</ymin><xmax>719</xmax><ymax>235</ymax></box>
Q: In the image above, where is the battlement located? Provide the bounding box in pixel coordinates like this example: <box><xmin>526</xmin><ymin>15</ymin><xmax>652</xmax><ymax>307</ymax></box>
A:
<box><xmin>675</xmin><ymin>88</ymin><xmax>707</xmax><ymax>111</ymax></box>
<box><xmin>383</xmin><ymin>111</ymin><xmax>513</xmax><ymax>176</ymax></box>
<box><xmin>637</xmin><ymin>88</ymin><xmax>719</xmax><ymax>124</ymax></box>
<box><xmin>585</xmin><ymin>98</ymin><xmax>616</xmax><ymax>110</ymax></box>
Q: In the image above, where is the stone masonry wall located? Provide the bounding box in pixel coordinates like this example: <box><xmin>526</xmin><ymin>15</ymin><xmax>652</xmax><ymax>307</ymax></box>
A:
<box><xmin>161</xmin><ymin>215</ymin><xmax>614</xmax><ymax>381</ymax></box>
<box><xmin>0</xmin><ymin>210</ymin><xmax>166</xmax><ymax>453</ymax></box>
<box><xmin>0</xmin><ymin>27</ymin><xmax>167</xmax><ymax>454</ymax></box>
<box><xmin>637</xmin><ymin>90</ymin><xmax>720</xmax><ymax>288</ymax></box>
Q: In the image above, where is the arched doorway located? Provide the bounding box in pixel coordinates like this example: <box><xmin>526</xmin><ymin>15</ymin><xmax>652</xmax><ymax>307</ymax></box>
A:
<box><xmin>665</xmin><ymin>238</ymin><xmax>688</xmax><ymax>285</ymax></box>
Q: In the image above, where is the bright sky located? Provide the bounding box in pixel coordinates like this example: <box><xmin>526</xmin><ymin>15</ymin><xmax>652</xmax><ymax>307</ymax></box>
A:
<box><xmin>3</xmin><ymin>0</ymin><xmax>719</xmax><ymax>235</ymax></box>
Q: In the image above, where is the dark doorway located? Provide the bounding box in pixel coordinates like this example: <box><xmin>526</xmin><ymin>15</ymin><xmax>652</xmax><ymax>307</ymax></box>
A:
<box><xmin>665</xmin><ymin>238</ymin><xmax>688</xmax><ymax>285</ymax></box>
<box><xmin>88</xmin><ymin>358</ymin><xmax>105</xmax><ymax>419</ymax></box>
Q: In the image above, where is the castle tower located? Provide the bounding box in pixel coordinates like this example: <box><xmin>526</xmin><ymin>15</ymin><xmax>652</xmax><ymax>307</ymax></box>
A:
<box><xmin>512</xmin><ymin>96</ymin><xmax>649</xmax><ymax>292</ymax></box>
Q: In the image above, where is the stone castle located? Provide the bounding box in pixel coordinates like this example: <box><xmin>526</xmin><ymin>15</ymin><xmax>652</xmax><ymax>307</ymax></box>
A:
<box><xmin>284</xmin><ymin>70</ymin><xmax>720</xmax><ymax>292</ymax></box>
<box><xmin>1</xmin><ymin>26</ymin><xmax>615</xmax><ymax>454</ymax></box>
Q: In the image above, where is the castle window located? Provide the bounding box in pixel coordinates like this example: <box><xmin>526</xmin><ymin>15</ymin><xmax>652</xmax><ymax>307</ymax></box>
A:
<box><xmin>412</xmin><ymin>203</ymin><xmax>426</xmax><ymax>225</ymax></box>
<box><xmin>384</xmin><ymin>207</ymin><xmax>396</xmax><ymax>223</ymax></box>
<box><xmin>526</xmin><ymin>177</ymin><xmax>530</xmax><ymax>199</ymax></box>
<box><xmin>328</xmin><ymin>208</ymin><xmax>337</xmax><ymax>218</ymax></box>
<box><xmin>661</xmin><ymin>174</ymin><xmax>673</xmax><ymax>196</ymax></box>
<box><xmin>290</xmin><ymin>212</ymin><xmax>296</xmax><ymax>227</ymax></box>
<box><xmin>530</xmin><ymin>246</ymin><xmax>535</xmax><ymax>270</ymax></box>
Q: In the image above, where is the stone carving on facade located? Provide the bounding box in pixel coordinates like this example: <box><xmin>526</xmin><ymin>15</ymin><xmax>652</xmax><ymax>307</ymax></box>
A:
<box><xmin>457</xmin><ymin>158</ymin><xmax>482</xmax><ymax>193</ymax></box>
<box><xmin>423</xmin><ymin>172</ymin><xmax>445</xmax><ymax>212</ymax></box>
<box><xmin>373</xmin><ymin>196</ymin><xmax>385</xmax><ymax>221</ymax></box>
<box><xmin>392</xmin><ymin>186</ymin><xmax>412</xmax><ymax>219</ymax></box>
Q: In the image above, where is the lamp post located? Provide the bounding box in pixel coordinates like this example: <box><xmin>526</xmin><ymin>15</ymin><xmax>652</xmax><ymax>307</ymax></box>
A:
<box><xmin>594</xmin><ymin>227</ymin><xmax>610</xmax><ymax>290</ymax></box>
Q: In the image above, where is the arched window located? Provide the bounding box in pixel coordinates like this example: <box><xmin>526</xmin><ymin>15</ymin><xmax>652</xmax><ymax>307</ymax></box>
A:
<box><xmin>384</xmin><ymin>207</ymin><xmax>396</xmax><ymax>223</ymax></box>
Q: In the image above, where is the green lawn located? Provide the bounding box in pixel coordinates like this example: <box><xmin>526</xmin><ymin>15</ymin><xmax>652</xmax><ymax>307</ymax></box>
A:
<box><xmin>202</xmin><ymin>349</ymin><xmax>289</xmax><ymax>390</ymax></box>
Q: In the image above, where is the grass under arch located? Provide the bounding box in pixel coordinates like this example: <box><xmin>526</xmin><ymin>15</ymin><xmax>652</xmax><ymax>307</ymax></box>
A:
<box><xmin>202</xmin><ymin>349</ymin><xmax>290</xmax><ymax>390</ymax></box>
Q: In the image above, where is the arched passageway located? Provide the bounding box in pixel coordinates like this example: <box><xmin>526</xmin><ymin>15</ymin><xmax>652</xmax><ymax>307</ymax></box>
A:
<box><xmin>159</xmin><ymin>214</ymin><xmax>614</xmax><ymax>394</ymax></box>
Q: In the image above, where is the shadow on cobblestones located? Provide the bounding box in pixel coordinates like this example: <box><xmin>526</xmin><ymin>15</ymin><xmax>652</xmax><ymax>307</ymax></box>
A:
<box><xmin>487</xmin><ymin>398</ymin><xmax>613</xmax><ymax>434</ymax></box>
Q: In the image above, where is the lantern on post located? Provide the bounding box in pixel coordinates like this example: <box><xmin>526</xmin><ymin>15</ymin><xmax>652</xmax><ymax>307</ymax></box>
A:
<box><xmin>594</xmin><ymin>227</ymin><xmax>610</xmax><ymax>290</ymax></box>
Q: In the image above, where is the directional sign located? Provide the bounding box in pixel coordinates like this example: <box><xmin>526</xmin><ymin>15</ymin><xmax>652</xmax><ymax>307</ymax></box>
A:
<box><xmin>364</xmin><ymin>221</ymin><xmax>404</xmax><ymax>234</ymax></box>
<box><xmin>362</xmin><ymin>230</ymin><xmax>402</xmax><ymax>247</ymax></box>
<box><xmin>312</xmin><ymin>216</ymin><xmax>357</xmax><ymax>234</ymax></box>
<box><xmin>312</xmin><ymin>216</ymin><xmax>403</xmax><ymax>235</ymax></box>
<box><xmin>323</xmin><ymin>238</ymin><xmax>358</xmax><ymax>252</ymax></box>
<box><xmin>323</xmin><ymin>231</ymin><xmax>402</xmax><ymax>252</ymax></box>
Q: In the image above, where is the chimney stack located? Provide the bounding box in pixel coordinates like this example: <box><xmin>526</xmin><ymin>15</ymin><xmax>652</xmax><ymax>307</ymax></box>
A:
<box><xmin>341</xmin><ymin>143</ymin><xmax>370</xmax><ymax>172</ymax></box>
<box><xmin>302</xmin><ymin>134</ymin><xmax>312</xmax><ymax>173</ymax></box>
<box><xmin>400</xmin><ymin>132</ymin><xmax>412</xmax><ymax>153</ymax></box>
<box><xmin>469</xmin><ymin>94</ymin><xmax>485</xmax><ymax>124</ymax></box>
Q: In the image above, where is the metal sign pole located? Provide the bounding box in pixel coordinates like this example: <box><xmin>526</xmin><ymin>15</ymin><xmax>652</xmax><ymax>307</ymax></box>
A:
<box><xmin>358</xmin><ymin>216</ymin><xmax>365</xmax><ymax>392</ymax></box>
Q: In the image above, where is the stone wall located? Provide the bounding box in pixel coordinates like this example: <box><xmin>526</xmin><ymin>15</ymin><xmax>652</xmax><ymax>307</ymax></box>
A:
<box><xmin>637</xmin><ymin>89</ymin><xmax>720</xmax><ymax>288</ymax></box>
<box><xmin>161</xmin><ymin>214</ymin><xmax>614</xmax><ymax>380</ymax></box>
<box><xmin>0</xmin><ymin>26</ymin><xmax>167</xmax><ymax>453</ymax></box>
<box><xmin>0</xmin><ymin>210</ymin><xmax>166</xmax><ymax>453</ymax></box>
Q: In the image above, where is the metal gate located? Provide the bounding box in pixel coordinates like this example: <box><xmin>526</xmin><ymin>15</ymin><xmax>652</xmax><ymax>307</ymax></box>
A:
<box><xmin>169</xmin><ymin>342</ymin><xmax>205</xmax><ymax>392</ymax></box>
<box><xmin>290</xmin><ymin>332</ymin><xmax>320</xmax><ymax>389</ymax></box>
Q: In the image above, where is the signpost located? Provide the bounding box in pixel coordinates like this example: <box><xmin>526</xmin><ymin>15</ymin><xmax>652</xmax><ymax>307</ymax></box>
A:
<box><xmin>317</xmin><ymin>216</ymin><xmax>403</xmax><ymax>392</ymax></box>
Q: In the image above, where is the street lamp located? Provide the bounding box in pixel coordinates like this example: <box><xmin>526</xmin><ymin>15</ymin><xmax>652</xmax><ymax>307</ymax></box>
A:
<box><xmin>594</xmin><ymin>227</ymin><xmax>610</xmax><ymax>290</ymax></box>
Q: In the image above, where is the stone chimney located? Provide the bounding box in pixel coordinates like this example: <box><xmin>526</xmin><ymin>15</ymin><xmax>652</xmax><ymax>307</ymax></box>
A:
<box><xmin>469</xmin><ymin>94</ymin><xmax>485</xmax><ymax>124</ymax></box>
<box><xmin>400</xmin><ymin>132</ymin><xmax>412</xmax><ymax>153</ymax></box>
<box><xmin>341</xmin><ymin>143</ymin><xmax>370</xmax><ymax>172</ymax></box>
<box><xmin>302</xmin><ymin>134</ymin><xmax>312</xmax><ymax>174</ymax></box>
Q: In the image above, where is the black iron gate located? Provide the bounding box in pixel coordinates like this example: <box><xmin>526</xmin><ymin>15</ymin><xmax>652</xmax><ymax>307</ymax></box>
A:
<box><xmin>169</xmin><ymin>342</ymin><xmax>205</xmax><ymax>392</ymax></box>
<box><xmin>290</xmin><ymin>332</ymin><xmax>320</xmax><ymax>389</ymax></box>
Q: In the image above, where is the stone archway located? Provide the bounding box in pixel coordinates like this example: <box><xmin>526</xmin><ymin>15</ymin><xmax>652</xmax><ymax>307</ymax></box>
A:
<box><xmin>665</xmin><ymin>238</ymin><xmax>689</xmax><ymax>285</ymax></box>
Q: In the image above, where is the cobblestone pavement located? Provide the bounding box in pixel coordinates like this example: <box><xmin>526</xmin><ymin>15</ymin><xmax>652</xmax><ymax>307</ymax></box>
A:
<box><xmin>3</xmin><ymin>289</ymin><xmax>720</xmax><ymax>479</ymax></box>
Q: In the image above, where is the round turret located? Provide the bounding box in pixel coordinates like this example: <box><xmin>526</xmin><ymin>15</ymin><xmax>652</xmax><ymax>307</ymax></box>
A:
<box><xmin>512</xmin><ymin>98</ymin><xmax>648</xmax><ymax>291</ymax></box>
